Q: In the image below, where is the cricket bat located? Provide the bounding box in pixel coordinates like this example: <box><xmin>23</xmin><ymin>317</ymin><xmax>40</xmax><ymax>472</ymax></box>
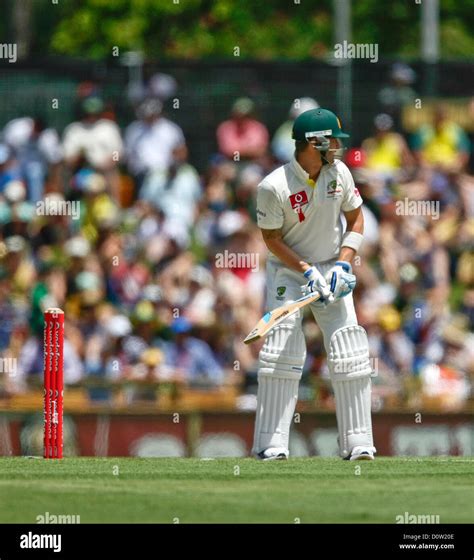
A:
<box><xmin>243</xmin><ymin>291</ymin><xmax>322</xmax><ymax>344</ymax></box>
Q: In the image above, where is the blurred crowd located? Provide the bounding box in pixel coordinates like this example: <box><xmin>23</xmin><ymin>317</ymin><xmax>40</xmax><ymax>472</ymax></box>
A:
<box><xmin>0</xmin><ymin>65</ymin><xmax>472</xmax><ymax>411</ymax></box>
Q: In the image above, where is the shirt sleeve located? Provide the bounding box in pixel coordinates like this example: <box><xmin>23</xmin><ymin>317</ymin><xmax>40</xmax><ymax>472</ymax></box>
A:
<box><xmin>170</xmin><ymin>122</ymin><xmax>185</xmax><ymax>148</ymax></box>
<box><xmin>256</xmin><ymin>181</ymin><xmax>284</xmax><ymax>229</ymax></box>
<box><xmin>62</xmin><ymin>124</ymin><xmax>82</xmax><ymax>160</ymax></box>
<box><xmin>104</xmin><ymin>121</ymin><xmax>124</xmax><ymax>156</ymax></box>
<box><xmin>340</xmin><ymin>163</ymin><xmax>363</xmax><ymax>212</ymax></box>
<box><xmin>216</xmin><ymin>121</ymin><xmax>237</xmax><ymax>158</ymax></box>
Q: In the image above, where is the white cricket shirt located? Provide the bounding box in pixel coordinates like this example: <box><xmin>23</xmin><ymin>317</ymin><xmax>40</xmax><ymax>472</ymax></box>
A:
<box><xmin>256</xmin><ymin>156</ymin><xmax>362</xmax><ymax>264</ymax></box>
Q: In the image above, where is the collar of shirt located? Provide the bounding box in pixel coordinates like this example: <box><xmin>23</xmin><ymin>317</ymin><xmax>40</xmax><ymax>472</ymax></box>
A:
<box><xmin>289</xmin><ymin>156</ymin><xmax>317</xmax><ymax>188</ymax></box>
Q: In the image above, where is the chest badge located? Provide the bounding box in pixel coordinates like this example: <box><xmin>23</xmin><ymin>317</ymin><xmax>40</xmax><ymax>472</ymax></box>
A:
<box><xmin>326</xmin><ymin>180</ymin><xmax>343</xmax><ymax>198</ymax></box>
<box><xmin>289</xmin><ymin>191</ymin><xmax>308</xmax><ymax>222</ymax></box>
<box><xmin>276</xmin><ymin>286</ymin><xmax>286</xmax><ymax>300</ymax></box>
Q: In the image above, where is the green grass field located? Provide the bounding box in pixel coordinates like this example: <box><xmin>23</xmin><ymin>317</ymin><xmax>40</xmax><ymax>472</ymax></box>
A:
<box><xmin>0</xmin><ymin>457</ymin><xmax>472</xmax><ymax>523</ymax></box>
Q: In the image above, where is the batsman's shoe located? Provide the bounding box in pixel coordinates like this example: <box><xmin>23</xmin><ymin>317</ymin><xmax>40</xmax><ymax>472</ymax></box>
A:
<box><xmin>256</xmin><ymin>447</ymin><xmax>289</xmax><ymax>461</ymax></box>
<box><xmin>345</xmin><ymin>446</ymin><xmax>376</xmax><ymax>461</ymax></box>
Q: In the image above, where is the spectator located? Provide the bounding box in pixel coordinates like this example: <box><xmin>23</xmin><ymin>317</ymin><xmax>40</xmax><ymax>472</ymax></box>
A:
<box><xmin>361</xmin><ymin>113</ymin><xmax>415</xmax><ymax>182</ymax></box>
<box><xmin>186</xmin><ymin>265</ymin><xmax>216</xmax><ymax>325</ymax></box>
<box><xmin>124</xmin><ymin>98</ymin><xmax>186</xmax><ymax>189</ymax></box>
<box><xmin>3</xmin><ymin>116</ymin><xmax>62</xmax><ymax>202</ymax></box>
<box><xmin>377</xmin><ymin>62</ymin><xmax>417</xmax><ymax>128</ymax></box>
<box><xmin>419</xmin><ymin>315</ymin><xmax>472</xmax><ymax>410</ymax></box>
<box><xmin>76</xmin><ymin>171</ymin><xmax>120</xmax><ymax>244</ymax></box>
<box><xmin>161</xmin><ymin>317</ymin><xmax>224</xmax><ymax>386</ymax></box>
<box><xmin>83</xmin><ymin>312</ymin><xmax>132</xmax><ymax>401</ymax></box>
<box><xmin>3</xmin><ymin>235</ymin><xmax>35</xmax><ymax>299</ymax></box>
<box><xmin>139</xmin><ymin>143</ymin><xmax>201</xmax><ymax>228</ymax></box>
<box><xmin>216</xmin><ymin>97</ymin><xmax>269</xmax><ymax>161</ymax></box>
<box><xmin>0</xmin><ymin>144</ymin><xmax>23</xmax><ymax>192</ymax></box>
<box><xmin>62</xmin><ymin>96</ymin><xmax>123</xmax><ymax>200</ymax></box>
<box><xmin>0</xmin><ymin>96</ymin><xmax>471</xmax><ymax>414</ymax></box>
<box><xmin>412</xmin><ymin>105</ymin><xmax>471</xmax><ymax>172</ymax></box>
<box><xmin>148</xmin><ymin>72</ymin><xmax>178</xmax><ymax>102</ymax></box>
<box><xmin>15</xmin><ymin>333</ymin><xmax>83</xmax><ymax>393</ymax></box>
<box><xmin>272</xmin><ymin>97</ymin><xmax>319</xmax><ymax>163</ymax></box>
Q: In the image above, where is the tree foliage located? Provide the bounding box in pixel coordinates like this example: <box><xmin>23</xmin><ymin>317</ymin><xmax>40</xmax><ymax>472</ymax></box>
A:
<box><xmin>24</xmin><ymin>0</ymin><xmax>474</xmax><ymax>60</ymax></box>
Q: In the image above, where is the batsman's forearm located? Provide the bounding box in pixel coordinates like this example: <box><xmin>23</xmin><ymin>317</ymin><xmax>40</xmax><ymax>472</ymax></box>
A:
<box><xmin>264</xmin><ymin>238</ymin><xmax>310</xmax><ymax>273</ymax></box>
<box><xmin>338</xmin><ymin>246</ymin><xmax>357</xmax><ymax>263</ymax></box>
<box><xmin>339</xmin><ymin>207</ymin><xmax>364</xmax><ymax>264</ymax></box>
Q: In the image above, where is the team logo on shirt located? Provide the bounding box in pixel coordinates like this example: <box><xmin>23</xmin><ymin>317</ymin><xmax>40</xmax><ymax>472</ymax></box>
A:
<box><xmin>326</xmin><ymin>180</ymin><xmax>343</xmax><ymax>198</ymax></box>
<box><xmin>276</xmin><ymin>286</ymin><xmax>286</xmax><ymax>300</ymax></box>
<box><xmin>289</xmin><ymin>191</ymin><xmax>308</xmax><ymax>222</ymax></box>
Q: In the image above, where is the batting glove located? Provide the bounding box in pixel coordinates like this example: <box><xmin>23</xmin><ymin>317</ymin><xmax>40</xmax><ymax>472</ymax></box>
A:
<box><xmin>325</xmin><ymin>261</ymin><xmax>356</xmax><ymax>300</ymax></box>
<box><xmin>301</xmin><ymin>266</ymin><xmax>334</xmax><ymax>303</ymax></box>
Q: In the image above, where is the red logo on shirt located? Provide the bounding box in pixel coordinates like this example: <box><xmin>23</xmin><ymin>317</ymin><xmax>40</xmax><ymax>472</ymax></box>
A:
<box><xmin>290</xmin><ymin>191</ymin><xmax>308</xmax><ymax>222</ymax></box>
<box><xmin>289</xmin><ymin>191</ymin><xmax>308</xmax><ymax>223</ymax></box>
<box><xmin>289</xmin><ymin>191</ymin><xmax>308</xmax><ymax>208</ymax></box>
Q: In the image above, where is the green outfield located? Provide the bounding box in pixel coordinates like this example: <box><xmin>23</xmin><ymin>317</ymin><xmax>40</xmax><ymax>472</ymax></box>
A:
<box><xmin>0</xmin><ymin>457</ymin><xmax>472</xmax><ymax>523</ymax></box>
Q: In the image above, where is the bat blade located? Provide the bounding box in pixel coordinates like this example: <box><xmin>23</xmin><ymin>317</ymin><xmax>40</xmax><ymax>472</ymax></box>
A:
<box><xmin>243</xmin><ymin>292</ymin><xmax>321</xmax><ymax>344</ymax></box>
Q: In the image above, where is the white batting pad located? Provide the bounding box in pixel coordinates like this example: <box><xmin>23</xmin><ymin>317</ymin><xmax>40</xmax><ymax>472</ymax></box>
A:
<box><xmin>252</xmin><ymin>373</ymin><xmax>300</xmax><ymax>454</ymax></box>
<box><xmin>257</xmin><ymin>314</ymin><xmax>306</xmax><ymax>376</ymax></box>
<box><xmin>328</xmin><ymin>325</ymin><xmax>376</xmax><ymax>458</ymax></box>
<box><xmin>252</xmin><ymin>321</ymin><xmax>305</xmax><ymax>455</ymax></box>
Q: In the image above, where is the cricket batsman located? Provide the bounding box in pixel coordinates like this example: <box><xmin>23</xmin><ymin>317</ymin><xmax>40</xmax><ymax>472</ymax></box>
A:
<box><xmin>253</xmin><ymin>107</ymin><xmax>376</xmax><ymax>461</ymax></box>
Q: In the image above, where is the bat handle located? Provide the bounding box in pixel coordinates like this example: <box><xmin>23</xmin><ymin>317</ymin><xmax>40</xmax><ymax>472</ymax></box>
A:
<box><xmin>320</xmin><ymin>284</ymin><xmax>333</xmax><ymax>302</ymax></box>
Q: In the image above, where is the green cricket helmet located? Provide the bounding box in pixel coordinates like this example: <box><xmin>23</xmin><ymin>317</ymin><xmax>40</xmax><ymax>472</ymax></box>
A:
<box><xmin>292</xmin><ymin>108</ymin><xmax>349</xmax><ymax>160</ymax></box>
<box><xmin>292</xmin><ymin>108</ymin><xmax>349</xmax><ymax>141</ymax></box>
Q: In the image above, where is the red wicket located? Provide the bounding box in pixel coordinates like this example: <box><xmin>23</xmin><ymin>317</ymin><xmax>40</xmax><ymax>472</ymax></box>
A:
<box><xmin>43</xmin><ymin>308</ymin><xmax>64</xmax><ymax>459</ymax></box>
